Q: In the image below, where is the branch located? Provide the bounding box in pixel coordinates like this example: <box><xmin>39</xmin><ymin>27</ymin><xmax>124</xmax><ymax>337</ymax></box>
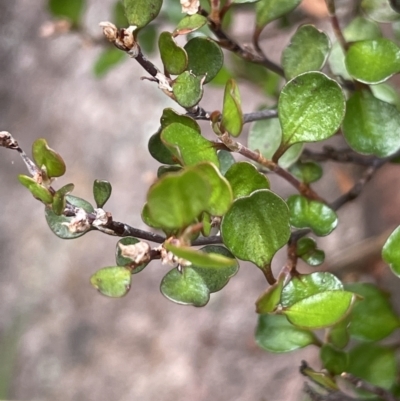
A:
<box><xmin>188</xmin><ymin>107</ymin><xmax>278</xmax><ymax>123</ymax></box>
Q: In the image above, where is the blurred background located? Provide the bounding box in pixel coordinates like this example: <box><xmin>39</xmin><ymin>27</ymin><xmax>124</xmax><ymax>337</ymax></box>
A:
<box><xmin>1</xmin><ymin>1</ymin><xmax>400</xmax><ymax>400</ymax></box>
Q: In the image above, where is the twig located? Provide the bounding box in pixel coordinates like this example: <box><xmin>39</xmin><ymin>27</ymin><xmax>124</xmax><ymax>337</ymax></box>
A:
<box><xmin>188</xmin><ymin>108</ymin><xmax>278</xmax><ymax>123</ymax></box>
<box><xmin>341</xmin><ymin>373</ymin><xmax>399</xmax><ymax>401</ymax></box>
<box><xmin>325</xmin><ymin>0</ymin><xmax>348</xmax><ymax>52</ymax></box>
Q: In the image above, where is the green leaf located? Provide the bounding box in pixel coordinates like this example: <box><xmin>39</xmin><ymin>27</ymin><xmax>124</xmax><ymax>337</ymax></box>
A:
<box><xmin>348</xmin><ymin>344</ymin><xmax>397</xmax><ymax>393</ymax></box>
<box><xmin>48</xmin><ymin>0</ymin><xmax>85</xmax><ymax>26</ymax></box>
<box><xmin>281</xmin><ymin>272</ymin><xmax>343</xmax><ymax>308</ymax></box>
<box><xmin>161</xmin><ymin>123</ymin><xmax>219</xmax><ymax>167</ymax></box>
<box><xmin>289</xmin><ymin>161</ymin><xmax>323</xmax><ymax>184</ymax></box>
<box><xmin>361</xmin><ymin>0</ymin><xmax>400</xmax><ymax>23</ymax></box>
<box><xmin>221</xmin><ymin>189</ymin><xmax>290</xmax><ymax>269</ymax></box>
<box><xmin>383</xmin><ymin>226</ymin><xmax>400</xmax><ymax>277</ymax></box>
<box><xmin>255</xmin><ymin>0</ymin><xmax>301</xmax><ymax>30</ymax></box>
<box><xmin>157</xmin><ymin>165</ymin><xmax>181</xmax><ymax>177</ymax></box>
<box><xmin>158</xmin><ymin>32</ymin><xmax>188</xmax><ymax>75</ymax></box>
<box><xmin>115</xmin><ymin>237</ymin><xmax>149</xmax><ymax>274</ymax></box>
<box><xmin>283</xmin><ymin>291</ymin><xmax>356</xmax><ymax>329</ymax></box>
<box><xmin>184</xmin><ymin>37</ymin><xmax>224</xmax><ymax>84</ymax></box>
<box><xmin>328</xmin><ymin>16</ymin><xmax>382</xmax><ymax>80</ymax></box>
<box><xmin>32</xmin><ymin>138</ymin><xmax>66</xmax><ymax>178</ymax></box>
<box><xmin>165</xmin><ymin>243</ymin><xmax>237</xmax><ymax>268</ymax></box>
<box><xmin>93</xmin><ymin>47</ymin><xmax>125</xmax><ymax>78</ymax></box>
<box><xmin>287</xmin><ymin>195</ymin><xmax>338</xmax><ymax>236</ymax></box>
<box><xmin>371</xmin><ymin>83</ymin><xmax>400</xmax><ymax>110</ymax></box>
<box><xmin>123</xmin><ymin>0</ymin><xmax>162</xmax><ymax>28</ymax></box>
<box><xmin>93</xmin><ymin>180</ymin><xmax>112</xmax><ymax>208</ymax></box>
<box><xmin>248</xmin><ymin>118</ymin><xmax>303</xmax><ymax>168</ymax></box>
<box><xmin>342</xmin><ymin>90</ymin><xmax>400</xmax><ymax>157</ymax></box>
<box><xmin>301</xmin><ymin>249</ymin><xmax>325</xmax><ymax>267</ymax></box>
<box><xmin>148</xmin><ymin>129</ymin><xmax>177</xmax><ymax>165</ymax></box>
<box><xmin>174</xmin><ymin>14</ymin><xmax>207</xmax><ymax>36</ymax></box>
<box><xmin>172</xmin><ymin>71</ymin><xmax>203</xmax><ymax>108</ymax></box>
<box><xmin>160</xmin><ymin>245</ymin><xmax>239</xmax><ymax>306</ymax></box>
<box><xmin>282</xmin><ymin>24</ymin><xmax>331</xmax><ymax>81</ymax></box>
<box><xmin>255</xmin><ymin>314</ymin><xmax>318</xmax><ymax>353</ymax></box>
<box><xmin>52</xmin><ymin>183</ymin><xmax>74</xmax><ymax>215</ymax></box>
<box><xmin>221</xmin><ymin>79</ymin><xmax>243</xmax><ymax>137</ymax></box>
<box><xmin>278</xmin><ymin>72</ymin><xmax>346</xmax><ymax>147</ymax></box>
<box><xmin>18</xmin><ymin>175</ymin><xmax>53</xmax><ymax>204</ymax></box>
<box><xmin>90</xmin><ymin>266</ymin><xmax>131</xmax><ymax>298</ymax></box>
<box><xmin>45</xmin><ymin>195</ymin><xmax>94</xmax><ymax>239</ymax></box>
<box><xmin>345</xmin><ymin>283</ymin><xmax>400</xmax><ymax>341</ymax></box>
<box><xmin>320</xmin><ymin>344</ymin><xmax>348</xmax><ymax>376</ymax></box>
<box><xmin>255</xmin><ymin>275</ymin><xmax>284</xmax><ymax>314</ymax></box>
<box><xmin>224</xmin><ymin>161</ymin><xmax>270</xmax><ymax>199</ymax></box>
<box><xmin>327</xmin><ymin>318</ymin><xmax>350</xmax><ymax>349</ymax></box>
<box><xmin>217</xmin><ymin>150</ymin><xmax>235</xmax><ymax>175</ymax></box>
<box><xmin>345</xmin><ymin>39</ymin><xmax>400</xmax><ymax>84</ymax></box>
<box><xmin>160</xmin><ymin>108</ymin><xmax>201</xmax><ymax>132</ymax></box>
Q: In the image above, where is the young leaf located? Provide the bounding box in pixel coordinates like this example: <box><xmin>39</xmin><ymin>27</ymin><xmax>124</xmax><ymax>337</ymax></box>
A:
<box><xmin>90</xmin><ymin>266</ymin><xmax>131</xmax><ymax>298</ymax></box>
<box><xmin>221</xmin><ymin>79</ymin><xmax>243</xmax><ymax>137</ymax></box>
<box><xmin>160</xmin><ymin>108</ymin><xmax>201</xmax><ymax>132</ymax></box>
<box><xmin>342</xmin><ymin>90</ymin><xmax>400</xmax><ymax>157</ymax></box>
<box><xmin>248</xmin><ymin>118</ymin><xmax>303</xmax><ymax>168</ymax></box>
<box><xmin>184</xmin><ymin>37</ymin><xmax>224</xmax><ymax>84</ymax></box>
<box><xmin>123</xmin><ymin>0</ymin><xmax>162</xmax><ymax>28</ymax></box>
<box><xmin>224</xmin><ymin>161</ymin><xmax>270</xmax><ymax>199</ymax></box>
<box><xmin>382</xmin><ymin>225</ymin><xmax>400</xmax><ymax>277</ymax></box>
<box><xmin>282</xmin><ymin>24</ymin><xmax>331</xmax><ymax>81</ymax></box>
<box><xmin>52</xmin><ymin>183</ymin><xmax>74</xmax><ymax>215</ymax></box>
<box><xmin>18</xmin><ymin>175</ymin><xmax>53</xmax><ymax>204</ymax></box>
<box><xmin>115</xmin><ymin>237</ymin><xmax>149</xmax><ymax>274</ymax></box>
<box><xmin>93</xmin><ymin>47</ymin><xmax>125</xmax><ymax>78</ymax></box>
<box><xmin>283</xmin><ymin>291</ymin><xmax>356</xmax><ymax>329</ymax></box>
<box><xmin>287</xmin><ymin>195</ymin><xmax>338</xmax><ymax>236</ymax></box>
<box><xmin>48</xmin><ymin>0</ymin><xmax>85</xmax><ymax>26</ymax></box>
<box><xmin>221</xmin><ymin>189</ymin><xmax>290</xmax><ymax>269</ymax></box>
<box><xmin>173</xmin><ymin>14</ymin><xmax>207</xmax><ymax>36</ymax></box>
<box><xmin>345</xmin><ymin>283</ymin><xmax>400</xmax><ymax>341</ymax></box>
<box><xmin>255</xmin><ymin>314</ymin><xmax>318</xmax><ymax>353</ymax></box>
<box><xmin>172</xmin><ymin>71</ymin><xmax>203</xmax><ymax>108</ymax></box>
<box><xmin>161</xmin><ymin>123</ymin><xmax>219</xmax><ymax>167</ymax></box>
<box><xmin>160</xmin><ymin>245</ymin><xmax>239</xmax><ymax>306</ymax></box>
<box><xmin>345</xmin><ymin>39</ymin><xmax>400</xmax><ymax>84</ymax></box>
<box><xmin>255</xmin><ymin>0</ymin><xmax>301</xmax><ymax>30</ymax></box>
<box><xmin>158</xmin><ymin>32</ymin><xmax>188</xmax><ymax>75</ymax></box>
<box><xmin>255</xmin><ymin>275</ymin><xmax>284</xmax><ymax>314</ymax></box>
<box><xmin>93</xmin><ymin>180</ymin><xmax>112</xmax><ymax>208</ymax></box>
<box><xmin>278</xmin><ymin>72</ymin><xmax>346</xmax><ymax>148</ymax></box>
<box><xmin>32</xmin><ymin>138</ymin><xmax>66</xmax><ymax>178</ymax></box>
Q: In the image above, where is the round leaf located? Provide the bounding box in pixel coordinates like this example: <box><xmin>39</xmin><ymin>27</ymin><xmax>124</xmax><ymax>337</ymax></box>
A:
<box><xmin>221</xmin><ymin>189</ymin><xmax>290</xmax><ymax>268</ymax></box>
<box><xmin>281</xmin><ymin>272</ymin><xmax>343</xmax><ymax>308</ymax></box>
<box><xmin>158</xmin><ymin>32</ymin><xmax>188</xmax><ymax>75</ymax></box>
<box><xmin>287</xmin><ymin>195</ymin><xmax>338</xmax><ymax>236</ymax></box>
<box><xmin>278</xmin><ymin>72</ymin><xmax>346</xmax><ymax>146</ymax></box>
<box><xmin>161</xmin><ymin>123</ymin><xmax>219</xmax><ymax>167</ymax></box>
<box><xmin>327</xmin><ymin>319</ymin><xmax>350</xmax><ymax>349</ymax></box>
<box><xmin>361</xmin><ymin>0</ymin><xmax>400</xmax><ymax>23</ymax></box>
<box><xmin>383</xmin><ymin>226</ymin><xmax>400</xmax><ymax>277</ymax></box>
<box><xmin>221</xmin><ymin>79</ymin><xmax>243</xmax><ymax>137</ymax></box>
<box><xmin>289</xmin><ymin>161</ymin><xmax>323</xmax><ymax>184</ymax></box>
<box><xmin>248</xmin><ymin>117</ymin><xmax>303</xmax><ymax>168</ymax></box>
<box><xmin>224</xmin><ymin>161</ymin><xmax>270</xmax><ymax>199</ymax></box>
<box><xmin>301</xmin><ymin>249</ymin><xmax>325</xmax><ymax>267</ymax></box>
<box><xmin>115</xmin><ymin>237</ymin><xmax>149</xmax><ymax>274</ymax></box>
<box><xmin>123</xmin><ymin>0</ymin><xmax>162</xmax><ymax>28</ymax></box>
<box><xmin>45</xmin><ymin>195</ymin><xmax>94</xmax><ymax>239</ymax></box>
<box><xmin>345</xmin><ymin>39</ymin><xmax>400</xmax><ymax>84</ymax></box>
<box><xmin>90</xmin><ymin>266</ymin><xmax>131</xmax><ymax>298</ymax></box>
<box><xmin>148</xmin><ymin>129</ymin><xmax>176</xmax><ymax>165</ymax></box>
<box><xmin>32</xmin><ymin>138</ymin><xmax>66</xmax><ymax>178</ymax></box>
<box><xmin>282</xmin><ymin>24</ymin><xmax>331</xmax><ymax>81</ymax></box>
<box><xmin>345</xmin><ymin>283</ymin><xmax>400</xmax><ymax>341</ymax></box>
<box><xmin>173</xmin><ymin>14</ymin><xmax>207</xmax><ymax>36</ymax></box>
<box><xmin>93</xmin><ymin>179</ymin><xmax>112</xmax><ymax>208</ymax></box>
<box><xmin>157</xmin><ymin>165</ymin><xmax>181</xmax><ymax>177</ymax></box>
<box><xmin>184</xmin><ymin>37</ymin><xmax>224</xmax><ymax>84</ymax></box>
<box><xmin>283</xmin><ymin>291</ymin><xmax>356</xmax><ymax>329</ymax></box>
<box><xmin>342</xmin><ymin>90</ymin><xmax>400</xmax><ymax>157</ymax></box>
<box><xmin>172</xmin><ymin>71</ymin><xmax>203</xmax><ymax>108</ymax></box>
<box><xmin>217</xmin><ymin>150</ymin><xmax>235</xmax><ymax>175</ymax></box>
<box><xmin>255</xmin><ymin>314</ymin><xmax>318</xmax><ymax>353</ymax></box>
<box><xmin>160</xmin><ymin>108</ymin><xmax>200</xmax><ymax>132</ymax></box>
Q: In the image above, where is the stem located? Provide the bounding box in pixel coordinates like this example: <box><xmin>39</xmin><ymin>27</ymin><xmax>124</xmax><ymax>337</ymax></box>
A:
<box><xmin>188</xmin><ymin>108</ymin><xmax>278</xmax><ymax>123</ymax></box>
<box><xmin>260</xmin><ymin>263</ymin><xmax>276</xmax><ymax>285</ymax></box>
<box><xmin>325</xmin><ymin>0</ymin><xmax>348</xmax><ymax>52</ymax></box>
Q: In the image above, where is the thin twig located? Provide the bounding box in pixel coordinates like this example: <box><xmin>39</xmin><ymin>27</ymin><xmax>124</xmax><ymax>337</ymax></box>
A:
<box><xmin>325</xmin><ymin>0</ymin><xmax>348</xmax><ymax>52</ymax></box>
<box><xmin>188</xmin><ymin>108</ymin><xmax>278</xmax><ymax>123</ymax></box>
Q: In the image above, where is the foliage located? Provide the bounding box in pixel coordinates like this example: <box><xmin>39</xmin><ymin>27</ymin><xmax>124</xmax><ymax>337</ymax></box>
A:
<box><xmin>3</xmin><ymin>0</ymin><xmax>400</xmax><ymax>399</ymax></box>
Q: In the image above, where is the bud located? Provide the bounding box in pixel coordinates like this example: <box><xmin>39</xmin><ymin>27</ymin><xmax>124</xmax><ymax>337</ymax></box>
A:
<box><xmin>180</xmin><ymin>0</ymin><xmax>200</xmax><ymax>15</ymax></box>
<box><xmin>0</xmin><ymin>131</ymin><xmax>18</xmax><ymax>149</ymax></box>
<box><xmin>99</xmin><ymin>21</ymin><xmax>118</xmax><ymax>42</ymax></box>
<box><xmin>119</xmin><ymin>241</ymin><xmax>151</xmax><ymax>264</ymax></box>
<box><xmin>62</xmin><ymin>208</ymin><xmax>90</xmax><ymax>233</ymax></box>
